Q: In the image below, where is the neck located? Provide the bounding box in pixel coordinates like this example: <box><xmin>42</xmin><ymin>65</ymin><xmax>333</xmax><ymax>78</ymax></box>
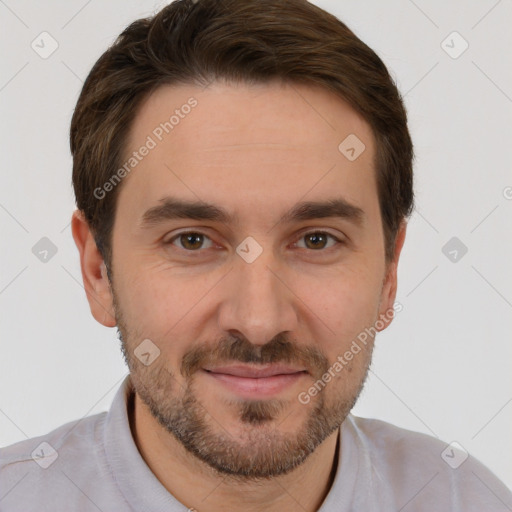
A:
<box><xmin>129</xmin><ymin>391</ymin><xmax>340</xmax><ymax>512</ymax></box>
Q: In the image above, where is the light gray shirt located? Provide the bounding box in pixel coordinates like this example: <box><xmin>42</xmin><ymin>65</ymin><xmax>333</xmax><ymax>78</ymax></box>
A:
<box><xmin>1</xmin><ymin>375</ymin><xmax>511</xmax><ymax>511</ymax></box>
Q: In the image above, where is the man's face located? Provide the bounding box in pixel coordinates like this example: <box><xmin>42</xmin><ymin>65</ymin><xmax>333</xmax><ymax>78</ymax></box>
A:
<box><xmin>106</xmin><ymin>81</ymin><xmax>401</xmax><ymax>478</ymax></box>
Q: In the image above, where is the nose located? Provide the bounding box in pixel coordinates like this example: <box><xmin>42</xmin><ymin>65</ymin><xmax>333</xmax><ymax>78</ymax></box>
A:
<box><xmin>217</xmin><ymin>247</ymin><xmax>299</xmax><ymax>346</ymax></box>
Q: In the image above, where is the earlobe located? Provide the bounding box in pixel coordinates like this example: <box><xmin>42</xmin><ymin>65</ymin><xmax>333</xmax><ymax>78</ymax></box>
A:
<box><xmin>376</xmin><ymin>221</ymin><xmax>407</xmax><ymax>331</ymax></box>
<box><xmin>71</xmin><ymin>210</ymin><xmax>117</xmax><ymax>328</ymax></box>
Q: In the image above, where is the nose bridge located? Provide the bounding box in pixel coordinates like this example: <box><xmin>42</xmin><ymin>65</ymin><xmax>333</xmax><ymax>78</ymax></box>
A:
<box><xmin>217</xmin><ymin>244</ymin><xmax>297</xmax><ymax>345</ymax></box>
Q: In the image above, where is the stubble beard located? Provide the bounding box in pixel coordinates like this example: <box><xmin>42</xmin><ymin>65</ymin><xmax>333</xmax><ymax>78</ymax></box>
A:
<box><xmin>113</xmin><ymin>288</ymin><xmax>372</xmax><ymax>481</ymax></box>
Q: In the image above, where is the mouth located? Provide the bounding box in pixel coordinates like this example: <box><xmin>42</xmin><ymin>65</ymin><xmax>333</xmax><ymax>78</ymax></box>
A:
<box><xmin>201</xmin><ymin>364</ymin><xmax>308</xmax><ymax>398</ymax></box>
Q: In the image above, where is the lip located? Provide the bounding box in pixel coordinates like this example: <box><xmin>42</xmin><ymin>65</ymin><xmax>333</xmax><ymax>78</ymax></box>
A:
<box><xmin>202</xmin><ymin>364</ymin><xmax>308</xmax><ymax>398</ymax></box>
<box><xmin>203</xmin><ymin>364</ymin><xmax>307</xmax><ymax>378</ymax></box>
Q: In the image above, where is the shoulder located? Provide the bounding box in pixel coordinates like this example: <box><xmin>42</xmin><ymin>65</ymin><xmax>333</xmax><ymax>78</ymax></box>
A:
<box><xmin>0</xmin><ymin>412</ymin><xmax>109</xmax><ymax>510</ymax></box>
<box><xmin>1</xmin><ymin>411</ymin><xmax>107</xmax><ymax>468</ymax></box>
<box><xmin>344</xmin><ymin>414</ymin><xmax>512</xmax><ymax>511</ymax></box>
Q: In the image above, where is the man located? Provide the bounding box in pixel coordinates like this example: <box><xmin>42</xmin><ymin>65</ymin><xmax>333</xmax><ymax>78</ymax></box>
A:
<box><xmin>1</xmin><ymin>0</ymin><xmax>510</xmax><ymax>510</ymax></box>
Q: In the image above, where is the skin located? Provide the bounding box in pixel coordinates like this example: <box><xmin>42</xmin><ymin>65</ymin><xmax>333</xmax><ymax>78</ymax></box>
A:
<box><xmin>72</xmin><ymin>80</ymin><xmax>407</xmax><ymax>512</ymax></box>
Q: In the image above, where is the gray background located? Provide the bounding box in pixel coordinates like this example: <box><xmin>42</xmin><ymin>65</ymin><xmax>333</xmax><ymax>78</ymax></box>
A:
<box><xmin>1</xmin><ymin>0</ymin><xmax>511</xmax><ymax>490</ymax></box>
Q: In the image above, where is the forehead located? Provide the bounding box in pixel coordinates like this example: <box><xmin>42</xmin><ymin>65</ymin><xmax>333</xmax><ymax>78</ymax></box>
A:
<box><xmin>118</xmin><ymin>80</ymin><xmax>378</xmax><ymax>229</ymax></box>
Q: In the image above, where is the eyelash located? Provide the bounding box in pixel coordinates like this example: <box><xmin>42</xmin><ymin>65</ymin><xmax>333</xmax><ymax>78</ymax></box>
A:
<box><xmin>164</xmin><ymin>230</ymin><xmax>344</xmax><ymax>253</ymax></box>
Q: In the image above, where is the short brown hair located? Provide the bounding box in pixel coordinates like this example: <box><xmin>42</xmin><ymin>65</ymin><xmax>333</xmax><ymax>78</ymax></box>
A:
<box><xmin>71</xmin><ymin>0</ymin><xmax>414</xmax><ymax>272</ymax></box>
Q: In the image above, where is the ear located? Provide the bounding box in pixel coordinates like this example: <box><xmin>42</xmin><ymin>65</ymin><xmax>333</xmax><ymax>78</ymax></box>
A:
<box><xmin>71</xmin><ymin>209</ymin><xmax>116</xmax><ymax>327</ymax></box>
<box><xmin>376</xmin><ymin>221</ymin><xmax>407</xmax><ymax>332</ymax></box>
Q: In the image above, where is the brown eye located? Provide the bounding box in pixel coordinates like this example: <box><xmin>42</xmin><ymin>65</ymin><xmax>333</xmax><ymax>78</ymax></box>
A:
<box><xmin>297</xmin><ymin>232</ymin><xmax>339</xmax><ymax>250</ymax></box>
<box><xmin>167</xmin><ymin>232</ymin><xmax>213</xmax><ymax>251</ymax></box>
<box><xmin>305</xmin><ymin>232</ymin><xmax>327</xmax><ymax>250</ymax></box>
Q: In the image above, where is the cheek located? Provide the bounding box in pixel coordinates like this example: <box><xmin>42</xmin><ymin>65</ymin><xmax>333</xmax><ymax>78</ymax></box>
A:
<box><xmin>113</xmin><ymin>261</ymin><xmax>222</xmax><ymax>346</ymax></box>
<box><xmin>297</xmin><ymin>265</ymin><xmax>383</xmax><ymax>352</ymax></box>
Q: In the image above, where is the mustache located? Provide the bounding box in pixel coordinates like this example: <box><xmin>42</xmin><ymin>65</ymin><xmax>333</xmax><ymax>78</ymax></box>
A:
<box><xmin>180</xmin><ymin>333</ymin><xmax>329</xmax><ymax>380</ymax></box>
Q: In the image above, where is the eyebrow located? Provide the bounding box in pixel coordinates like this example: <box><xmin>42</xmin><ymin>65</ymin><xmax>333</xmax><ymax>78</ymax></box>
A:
<box><xmin>140</xmin><ymin>196</ymin><xmax>364</xmax><ymax>229</ymax></box>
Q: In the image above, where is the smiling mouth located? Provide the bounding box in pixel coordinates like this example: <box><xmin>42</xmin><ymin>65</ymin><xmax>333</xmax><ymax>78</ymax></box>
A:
<box><xmin>201</xmin><ymin>364</ymin><xmax>308</xmax><ymax>397</ymax></box>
